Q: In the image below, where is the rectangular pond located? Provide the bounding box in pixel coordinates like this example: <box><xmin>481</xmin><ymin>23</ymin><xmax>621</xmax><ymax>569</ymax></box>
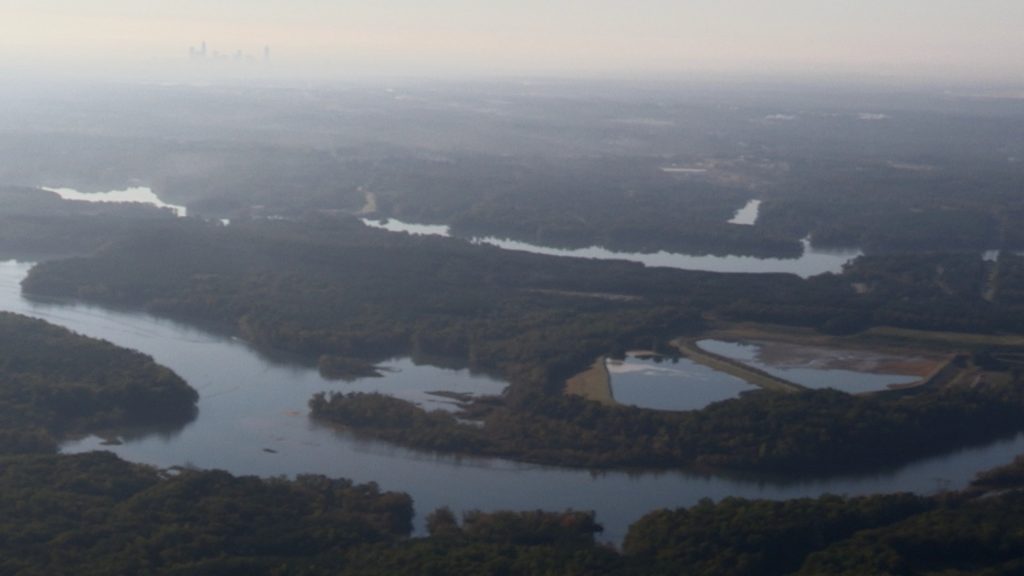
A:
<box><xmin>696</xmin><ymin>339</ymin><xmax>942</xmax><ymax>394</ymax></box>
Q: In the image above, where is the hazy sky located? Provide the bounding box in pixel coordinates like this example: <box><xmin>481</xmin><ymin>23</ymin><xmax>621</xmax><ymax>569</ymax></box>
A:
<box><xmin>2</xmin><ymin>0</ymin><xmax>1022</xmax><ymax>81</ymax></box>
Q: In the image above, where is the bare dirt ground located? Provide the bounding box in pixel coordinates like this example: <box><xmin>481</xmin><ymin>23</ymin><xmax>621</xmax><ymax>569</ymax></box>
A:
<box><xmin>564</xmin><ymin>357</ymin><xmax>616</xmax><ymax>405</ymax></box>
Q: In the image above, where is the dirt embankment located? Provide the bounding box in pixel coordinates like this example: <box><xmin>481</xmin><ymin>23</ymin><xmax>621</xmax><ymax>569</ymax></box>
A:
<box><xmin>564</xmin><ymin>357</ymin><xmax>616</xmax><ymax>405</ymax></box>
<box><xmin>671</xmin><ymin>338</ymin><xmax>804</xmax><ymax>393</ymax></box>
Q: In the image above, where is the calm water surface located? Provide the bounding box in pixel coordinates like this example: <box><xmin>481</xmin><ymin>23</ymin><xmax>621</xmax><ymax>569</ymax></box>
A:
<box><xmin>3</xmin><ymin>260</ymin><xmax>1023</xmax><ymax>542</ymax></box>
<box><xmin>607</xmin><ymin>355</ymin><xmax>756</xmax><ymax>411</ymax></box>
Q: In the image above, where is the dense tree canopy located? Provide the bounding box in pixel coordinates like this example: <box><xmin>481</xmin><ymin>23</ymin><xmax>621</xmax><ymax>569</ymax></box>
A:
<box><xmin>0</xmin><ymin>452</ymin><xmax>413</xmax><ymax>575</ymax></box>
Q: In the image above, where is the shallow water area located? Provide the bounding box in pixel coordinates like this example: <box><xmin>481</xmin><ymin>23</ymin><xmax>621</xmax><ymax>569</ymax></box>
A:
<box><xmin>697</xmin><ymin>339</ymin><xmax>929</xmax><ymax>393</ymax></box>
<box><xmin>607</xmin><ymin>354</ymin><xmax>757</xmax><ymax>411</ymax></box>
<box><xmin>334</xmin><ymin>361</ymin><xmax>506</xmax><ymax>413</ymax></box>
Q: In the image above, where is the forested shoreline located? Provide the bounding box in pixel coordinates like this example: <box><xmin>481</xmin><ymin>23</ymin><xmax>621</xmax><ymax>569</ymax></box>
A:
<box><xmin>4</xmin><ymin>300</ymin><xmax>1017</xmax><ymax>574</ymax></box>
<box><xmin>18</xmin><ymin>214</ymin><xmax>1024</xmax><ymax>475</ymax></box>
<box><xmin>310</xmin><ymin>378</ymin><xmax>1024</xmax><ymax>473</ymax></box>
<box><xmin>2</xmin><ymin>450</ymin><xmax>1024</xmax><ymax>574</ymax></box>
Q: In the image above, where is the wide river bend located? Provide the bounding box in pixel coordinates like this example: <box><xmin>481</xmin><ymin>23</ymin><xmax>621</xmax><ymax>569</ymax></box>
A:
<box><xmin>3</xmin><ymin>260</ymin><xmax>1023</xmax><ymax>543</ymax></box>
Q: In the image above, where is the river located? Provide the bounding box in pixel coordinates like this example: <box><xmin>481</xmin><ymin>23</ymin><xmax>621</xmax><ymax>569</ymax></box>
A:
<box><xmin>362</xmin><ymin>218</ymin><xmax>861</xmax><ymax>278</ymax></box>
<box><xmin>3</xmin><ymin>259</ymin><xmax>1023</xmax><ymax>543</ymax></box>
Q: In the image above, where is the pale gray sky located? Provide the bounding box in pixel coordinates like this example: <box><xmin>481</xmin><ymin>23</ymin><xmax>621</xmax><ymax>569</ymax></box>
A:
<box><xmin>1</xmin><ymin>0</ymin><xmax>1022</xmax><ymax>81</ymax></box>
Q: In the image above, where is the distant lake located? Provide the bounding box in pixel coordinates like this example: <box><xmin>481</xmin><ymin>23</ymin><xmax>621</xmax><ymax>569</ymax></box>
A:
<box><xmin>42</xmin><ymin>186</ymin><xmax>187</xmax><ymax>217</ymax></box>
<box><xmin>607</xmin><ymin>355</ymin><xmax>756</xmax><ymax>411</ymax></box>
<box><xmin>361</xmin><ymin>218</ymin><xmax>451</xmax><ymax>237</ymax></box>
<box><xmin>728</xmin><ymin>199</ymin><xmax>761</xmax><ymax>226</ymax></box>
<box><xmin>363</xmin><ymin>218</ymin><xmax>861</xmax><ymax>278</ymax></box>
<box><xmin>3</xmin><ymin>260</ymin><xmax>1024</xmax><ymax>543</ymax></box>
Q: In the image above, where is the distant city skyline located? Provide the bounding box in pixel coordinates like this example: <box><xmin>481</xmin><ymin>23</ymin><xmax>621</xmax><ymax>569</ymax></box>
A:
<box><xmin>188</xmin><ymin>41</ymin><xmax>270</xmax><ymax>64</ymax></box>
<box><xmin>1</xmin><ymin>1</ymin><xmax>1022</xmax><ymax>83</ymax></box>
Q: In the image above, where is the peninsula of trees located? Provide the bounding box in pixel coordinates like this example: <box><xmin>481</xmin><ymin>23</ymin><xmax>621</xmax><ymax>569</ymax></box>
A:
<box><xmin>0</xmin><ymin>312</ymin><xmax>197</xmax><ymax>455</ymax></box>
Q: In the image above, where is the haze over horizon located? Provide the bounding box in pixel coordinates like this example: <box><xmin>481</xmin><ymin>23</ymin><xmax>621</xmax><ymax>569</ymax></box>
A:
<box><xmin>1</xmin><ymin>0</ymin><xmax>1022</xmax><ymax>85</ymax></box>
